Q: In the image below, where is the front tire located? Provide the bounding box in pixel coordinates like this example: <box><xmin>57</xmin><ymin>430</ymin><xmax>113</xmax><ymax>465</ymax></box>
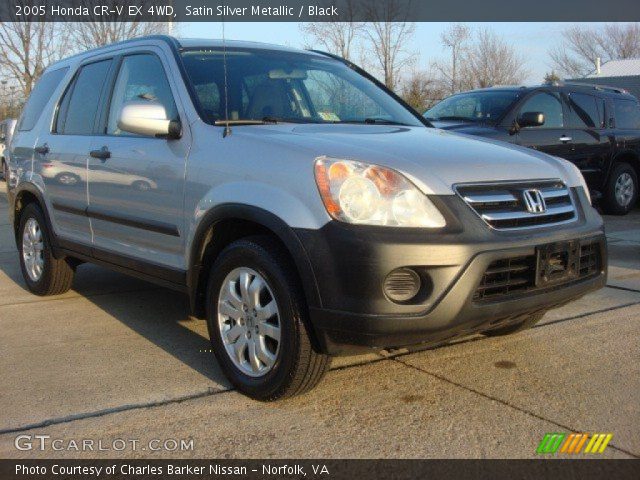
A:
<box><xmin>206</xmin><ymin>235</ymin><xmax>330</xmax><ymax>400</ymax></box>
<box><xmin>601</xmin><ymin>162</ymin><xmax>638</xmax><ymax>215</ymax></box>
<box><xmin>18</xmin><ymin>203</ymin><xmax>75</xmax><ymax>296</ymax></box>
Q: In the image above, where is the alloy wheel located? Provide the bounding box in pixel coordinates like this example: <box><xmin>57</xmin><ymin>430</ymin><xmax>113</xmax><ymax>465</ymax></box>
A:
<box><xmin>615</xmin><ymin>172</ymin><xmax>634</xmax><ymax>207</ymax></box>
<box><xmin>22</xmin><ymin>218</ymin><xmax>44</xmax><ymax>282</ymax></box>
<box><xmin>217</xmin><ymin>267</ymin><xmax>281</xmax><ymax>377</ymax></box>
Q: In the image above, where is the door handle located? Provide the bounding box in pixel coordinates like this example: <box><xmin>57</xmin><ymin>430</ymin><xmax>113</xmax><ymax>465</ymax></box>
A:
<box><xmin>90</xmin><ymin>146</ymin><xmax>111</xmax><ymax>161</ymax></box>
<box><xmin>34</xmin><ymin>144</ymin><xmax>49</xmax><ymax>155</ymax></box>
<box><xmin>559</xmin><ymin>136</ymin><xmax>572</xmax><ymax>143</ymax></box>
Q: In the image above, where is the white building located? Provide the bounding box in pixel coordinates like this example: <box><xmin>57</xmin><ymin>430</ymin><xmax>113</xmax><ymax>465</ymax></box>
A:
<box><xmin>569</xmin><ymin>58</ymin><xmax>640</xmax><ymax>101</ymax></box>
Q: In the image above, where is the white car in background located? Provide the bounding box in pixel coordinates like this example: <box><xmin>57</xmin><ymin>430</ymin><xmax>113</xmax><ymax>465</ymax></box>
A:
<box><xmin>0</xmin><ymin>118</ymin><xmax>17</xmax><ymax>180</ymax></box>
<box><xmin>39</xmin><ymin>159</ymin><xmax>158</xmax><ymax>191</ymax></box>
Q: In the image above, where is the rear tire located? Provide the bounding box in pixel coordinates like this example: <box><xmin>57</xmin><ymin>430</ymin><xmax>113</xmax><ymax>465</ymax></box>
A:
<box><xmin>601</xmin><ymin>162</ymin><xmax>638</xmax><ymax>215</ymax></box>
<box><xmin>483</xmin><ymin>311</ymin><xmax>545</xmax><ymax>337</ymax></box>
<box><xmin>206</xmin><ymin>235</ymin><xmax>330</xmax><ymax>401</ymax></box>
<box><xmin>18</xmin><ymin>203</ymin><xmax>75</xmax><ymax>296</ymax></box>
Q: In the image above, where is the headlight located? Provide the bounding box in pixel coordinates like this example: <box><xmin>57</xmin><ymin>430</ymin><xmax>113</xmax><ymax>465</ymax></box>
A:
<box><xmin>314</xmin><ymin>157</ymin><xmax>446</xmax><ymax>228</ymax></box>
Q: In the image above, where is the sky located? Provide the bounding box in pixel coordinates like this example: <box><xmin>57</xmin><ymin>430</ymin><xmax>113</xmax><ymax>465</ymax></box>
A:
<box><xmin>180</xmin><ymin>22</ymin><xmax>607</xmax><ymax>84</ymax></box>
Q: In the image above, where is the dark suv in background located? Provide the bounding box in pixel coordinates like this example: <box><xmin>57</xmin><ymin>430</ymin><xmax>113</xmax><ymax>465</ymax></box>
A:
<box><xmin>425</xmin><ymin>83</ymin><xmax>640</xmax><ymax>214</ymax></box>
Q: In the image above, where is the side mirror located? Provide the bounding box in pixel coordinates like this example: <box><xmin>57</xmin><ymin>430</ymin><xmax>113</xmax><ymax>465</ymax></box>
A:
<box><xmin>518</xmin><ymin>111</ymin><xmax>545</xmax><ymax>128</ymax></box>
<box><xmin>118</xmin><ymin>101</ymin><xmax>181</xmax><ymax>139</ymax></box>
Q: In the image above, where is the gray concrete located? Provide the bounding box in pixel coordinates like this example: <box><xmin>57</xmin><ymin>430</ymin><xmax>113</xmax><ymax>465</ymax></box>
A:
<box><xmin>0</xmin><ymin>182</ymin><xmax>638</xmax><ymax>458</ymax></box>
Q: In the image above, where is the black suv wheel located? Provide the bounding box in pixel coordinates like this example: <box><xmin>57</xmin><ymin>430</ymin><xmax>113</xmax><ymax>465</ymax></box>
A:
<box><xmin>602</xmin><ymin>162</ymin><xmax>638</xmax><ymax>215</ymax></box>
<box><xmin>206</xmin><ymin>235</ymin><xmax>330</xmax><ymax>400</ymax></box>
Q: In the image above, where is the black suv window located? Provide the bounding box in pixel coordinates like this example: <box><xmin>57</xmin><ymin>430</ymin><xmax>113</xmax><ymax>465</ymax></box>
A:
<box><xmin>56</xmin><ymin>60</ymin><xmax>112</xmax><ymax>135</ymax></box>
<box><xmin>106</xmin><ymin>54</ymin><xmax>178</xmax><ymax>136</ymax></box>
<box><xmin>519</xmin><ymin>92</ymin><xmax>564</xmax><ymax>128</ymax></box>
<box><xmin>613</xmin><ymin>99</ymin><xmax>640</xmax><ymax>129</ymax></box>
<box><xmin>567</xmin><ymin>93</ymin><xmax>603</xmax><ymax>128</ymax></box>
<box><xmin>18</xmin><ymin>67</ymin><xmax>68</xmax><ymax>131</ymax></box>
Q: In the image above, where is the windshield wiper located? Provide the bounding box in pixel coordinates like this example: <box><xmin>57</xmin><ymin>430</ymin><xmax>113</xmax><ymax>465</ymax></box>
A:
<box><xmin>335</xmin><ymin>118</ymin><xmax>411</xmax><ymax>126</ymax></box>
<box><xmin>432</xmin><ymin>116</ymin><xmax>477</xmax><ymax>122</ymax></box>
<box><xmin>214</xmin><ymin>116</ymin><xmax>320</xmax><ymax>126</ymax></box>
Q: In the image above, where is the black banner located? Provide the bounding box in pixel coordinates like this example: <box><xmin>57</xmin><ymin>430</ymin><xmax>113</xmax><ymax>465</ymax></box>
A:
<box><xmin>0</xmin><ymin>0</ymin><xmax>640</xmax><ymax>22</ymax></box>
<box><xmin>1</xmin><ymin>459</ymin><xmax>639</xmax><ymax>480</ymax></box>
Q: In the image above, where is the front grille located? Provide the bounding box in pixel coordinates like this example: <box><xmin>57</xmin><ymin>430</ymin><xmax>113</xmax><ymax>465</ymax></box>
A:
<box><xmin>474</xmin><ymin>240</ymin><xmax>603</xmax><ymax>302</ymax></box>
<box><xmin>474</xmin><ymin>256</ymin><xmax>536</xmax><ymax>301</ymax></box>
<box><xmin>579</xmin><ymin>241</ymin><xmax>601</xmax><ymax>277</ymax></box>
<box><xmin>456</xmin><ymin>180</ymin><xmax>576</xmax><ymax>230</ymax></box>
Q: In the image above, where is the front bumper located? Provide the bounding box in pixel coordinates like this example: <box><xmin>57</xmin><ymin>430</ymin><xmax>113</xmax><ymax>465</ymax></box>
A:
<box><xmin>295</xmin><ymin>188</ymin><xmax>607</xmax><ymax>355</ymax></box>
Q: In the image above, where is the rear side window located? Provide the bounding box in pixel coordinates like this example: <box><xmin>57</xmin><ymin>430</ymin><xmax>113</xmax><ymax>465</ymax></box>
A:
<box><xmin>18</xmin><ymin>67</ymin><xmax>68</xmax><ymax>131</ymax></box>
<box><xmin>56</xmin><ymin>60</ymin><xmax>112</xmax><ymax>135</ymax></box>
<box><xmin>614</xmin><ymin>99</ymin><xmax>640</xmax><ymax>129</ymax></box>
<box><xmin>567</xmin><ymin>93</ymin><xmax>602</xmax><ymax>128</ymax></box>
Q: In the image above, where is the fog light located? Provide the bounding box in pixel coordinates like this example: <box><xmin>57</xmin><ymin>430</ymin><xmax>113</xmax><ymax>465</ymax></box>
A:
<box><xmin>384</xmin><ymin>268</ymin><xmax>421</xmax><ymax>302</ymax></box>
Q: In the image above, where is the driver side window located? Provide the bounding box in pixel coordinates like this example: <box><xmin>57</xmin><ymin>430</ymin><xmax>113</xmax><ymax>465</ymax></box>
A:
<box><xmin>106</xmin><ymin>54</ymin><xmax>177</xmax><ymax>136</ymax></box>
<box><xmin>519</xmin><ymin>92</ymin><xmax>564</xmax><ymax>128</ymax></box>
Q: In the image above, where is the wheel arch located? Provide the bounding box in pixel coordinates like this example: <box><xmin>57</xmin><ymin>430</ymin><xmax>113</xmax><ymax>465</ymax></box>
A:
<box><xmin>610</xmin><ymin>149</ymin><xmax>640</xmax><ymax>181</ymax></box>
<box><xmin>188</xmin><ymin>204</ymin><xmax>322</xmax><ymax>329</ymax></box>
<box><xmin>12</xmin><ymin>183</ymin><xmax>62</xmax><ymax>257</ymax></box>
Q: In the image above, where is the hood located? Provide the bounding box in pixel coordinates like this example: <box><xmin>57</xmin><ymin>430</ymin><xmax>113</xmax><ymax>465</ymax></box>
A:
<box><xmin>229</xmin><ymin>124</ymin><xmax>580</xmax><ymax>196</ymax></box>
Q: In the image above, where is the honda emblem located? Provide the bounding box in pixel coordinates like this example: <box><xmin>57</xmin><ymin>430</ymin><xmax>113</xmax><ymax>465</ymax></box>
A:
<box><xmin>522</xmin><ymin>189</ymin><xmax>547</xmax><ymax>213</ymax></box>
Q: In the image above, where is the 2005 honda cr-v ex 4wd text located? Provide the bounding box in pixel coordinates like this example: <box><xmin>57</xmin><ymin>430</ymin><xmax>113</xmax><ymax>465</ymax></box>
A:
<box><xmin>6</xmin><ymin>37</ymin><xmax>607</xmax><ymax>400</ymax></box>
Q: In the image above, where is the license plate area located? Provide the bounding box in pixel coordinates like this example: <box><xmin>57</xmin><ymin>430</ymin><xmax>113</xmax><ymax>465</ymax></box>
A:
<box><xmin>536</xmin><ymin>241</ymin><xmax>580</xmax><ymax>287</ymax></box>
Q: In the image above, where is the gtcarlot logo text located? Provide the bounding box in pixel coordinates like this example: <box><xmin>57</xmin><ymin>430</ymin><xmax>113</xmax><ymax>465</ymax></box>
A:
<box><xmin>14</xmin><ymin>434</ymin><xmax>194</xmax><ymax>452</ymax></box>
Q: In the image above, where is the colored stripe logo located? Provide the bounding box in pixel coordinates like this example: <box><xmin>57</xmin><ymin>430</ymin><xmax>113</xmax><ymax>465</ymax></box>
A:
<box><xmin>537</xmin><ymin>433</ymin><xmax>612</xmax><ymax>454</ymax></box>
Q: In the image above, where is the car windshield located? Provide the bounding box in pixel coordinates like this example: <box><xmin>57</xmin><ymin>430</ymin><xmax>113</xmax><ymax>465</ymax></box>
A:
<box><xmin>180</xmin><ymin>48</ymin><xmax>423</xmax><ymax>126</ymax></box>
<box><xmin>424</xmin><ymin>90</ymin><xmax>522</xmax><ymax>123</ymax></box>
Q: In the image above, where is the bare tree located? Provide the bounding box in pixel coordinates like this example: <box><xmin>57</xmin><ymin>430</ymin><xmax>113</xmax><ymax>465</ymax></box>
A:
<box><xmin>544</xmin><ymin>70</ymin><xmax>562</xmax><ymax>84</ymax></box>
<box><xmin>461</xmin><ymin>29</ymin><xmax>528</xmax><ymax>89</ymax></box>
<box><xmin>301</xmin><ymin>1</ymin><xmax>362</xmax><ymax>61</ymax></box>
<box><xmin>432</xmin><ymin>24</ymin><xmax>470</xmax><ymax>95</ymax></box>
<box><xmin>400</xmin><ymin>69</ymin><xmax>445</xmax><ymax>112</ymax></box>
<box><xmin>549</xmin><ymin>23</ymin><xmax>640</xmax><ymax>78</ymax></box>
<box><xmin>0</xmin><ymin>9</ymin><xmax>67</xmax><ymax>97</ymax></box>
<box><xmin>361</xmin><ymin>1</ymin><xmax>416</xmax><ymax>90</ymax></box>
<box><xmin>64</xmin><ymin>0</ymin><xmax>169</xmax><ymax>51</ymax></box>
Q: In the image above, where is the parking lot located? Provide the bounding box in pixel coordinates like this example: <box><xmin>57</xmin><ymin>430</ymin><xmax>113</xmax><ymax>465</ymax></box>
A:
<box><xmin>0</xmin><ymin>180</ymin><xmax>638</xmax><ymax>459</ymax></box>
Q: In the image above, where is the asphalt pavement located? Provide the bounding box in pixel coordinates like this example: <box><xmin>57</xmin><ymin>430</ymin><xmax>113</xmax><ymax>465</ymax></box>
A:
<box><xmin>0</xmin><ymin>180</ymin><xmax>638</xmax><ymax>459</ymax></box>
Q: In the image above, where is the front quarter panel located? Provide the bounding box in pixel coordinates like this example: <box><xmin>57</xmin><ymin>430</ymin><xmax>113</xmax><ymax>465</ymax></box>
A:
<box><xmin>184</xmin><ymin>122</ymin><xmax>332</xmax><ymax>267</ymax></box>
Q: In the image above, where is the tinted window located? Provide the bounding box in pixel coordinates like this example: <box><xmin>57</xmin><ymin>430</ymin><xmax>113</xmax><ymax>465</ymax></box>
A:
<box><xmin>568</xmin><ymin>93</ymin><xmax>601</xmax><ymax>128</ymax></box>
<box><xmin>107</xmin><ymin>54</ymin><xmax>177</xmax><ymax>135</ymax></box>
<box><xmin>424</xmin><ymin>90</ymin><xmax>521</xmax><ymax>123</ymax></box>
<box><xmin>18</xmin><ymin>67</ymin><xmax>68</xmax><ymax>131</ymax></box>
<box><xmin>614</xmin><ymin>99</ymin><xmax>640</xmax><ymax>129</ymax></box>
<box><xmin>58</xmin><ymin>60</ymin><xmax>112</xmax><ymax>135</ymax></box>
<box><xmin>519</xmin><ymin>92</ymin><xmax>564</xmax><ymax>128</ymax></box>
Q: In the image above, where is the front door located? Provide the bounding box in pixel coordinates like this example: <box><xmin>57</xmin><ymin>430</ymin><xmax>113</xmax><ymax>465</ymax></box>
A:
<box><xmin>516</xmin><ymin>91</ymin><xmax>573</xmax><ymax>160</ymax></box>
<box><xmin>87</xmin><ymin>50</ymin><xmax>188</xmax><ymax>273</ymax></box>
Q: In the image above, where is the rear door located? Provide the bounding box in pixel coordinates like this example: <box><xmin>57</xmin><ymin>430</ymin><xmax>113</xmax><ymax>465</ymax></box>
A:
<box><xmin>562</xmin><ymin>91</ymin><xmax>613</xmax><ymax>192</ymax></box>
<box><xmin>33</xmin><ymin>60</ymin><xmax>113</xmax><ymax>246</ymax></box>
<box><xmin>87</xmin><ymin>49</ymin><xmax>188</xmax><ymax>273</ymax></box>
<box><xmin>516</xmin><ymin>90</ymin><xmax>572</xmax><ymax>159</ymax></box>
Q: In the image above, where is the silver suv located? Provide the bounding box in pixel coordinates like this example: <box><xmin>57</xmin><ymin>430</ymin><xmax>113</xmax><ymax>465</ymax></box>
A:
<box><xmin>6</xmin><ymin>37</ymin><xmax>606</xmax><ymax>400</ymax></box>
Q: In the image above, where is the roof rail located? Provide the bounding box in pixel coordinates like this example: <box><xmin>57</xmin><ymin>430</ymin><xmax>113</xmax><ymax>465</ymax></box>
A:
<box><xmin>555</xmin><ymin>81</ymin><xmax>628</xmax><ymax>94</ymax></box>
<box><xmin>47</xmin><ymin>35</ymin><xmax>180</xmax><ymax>69</ymax></box>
